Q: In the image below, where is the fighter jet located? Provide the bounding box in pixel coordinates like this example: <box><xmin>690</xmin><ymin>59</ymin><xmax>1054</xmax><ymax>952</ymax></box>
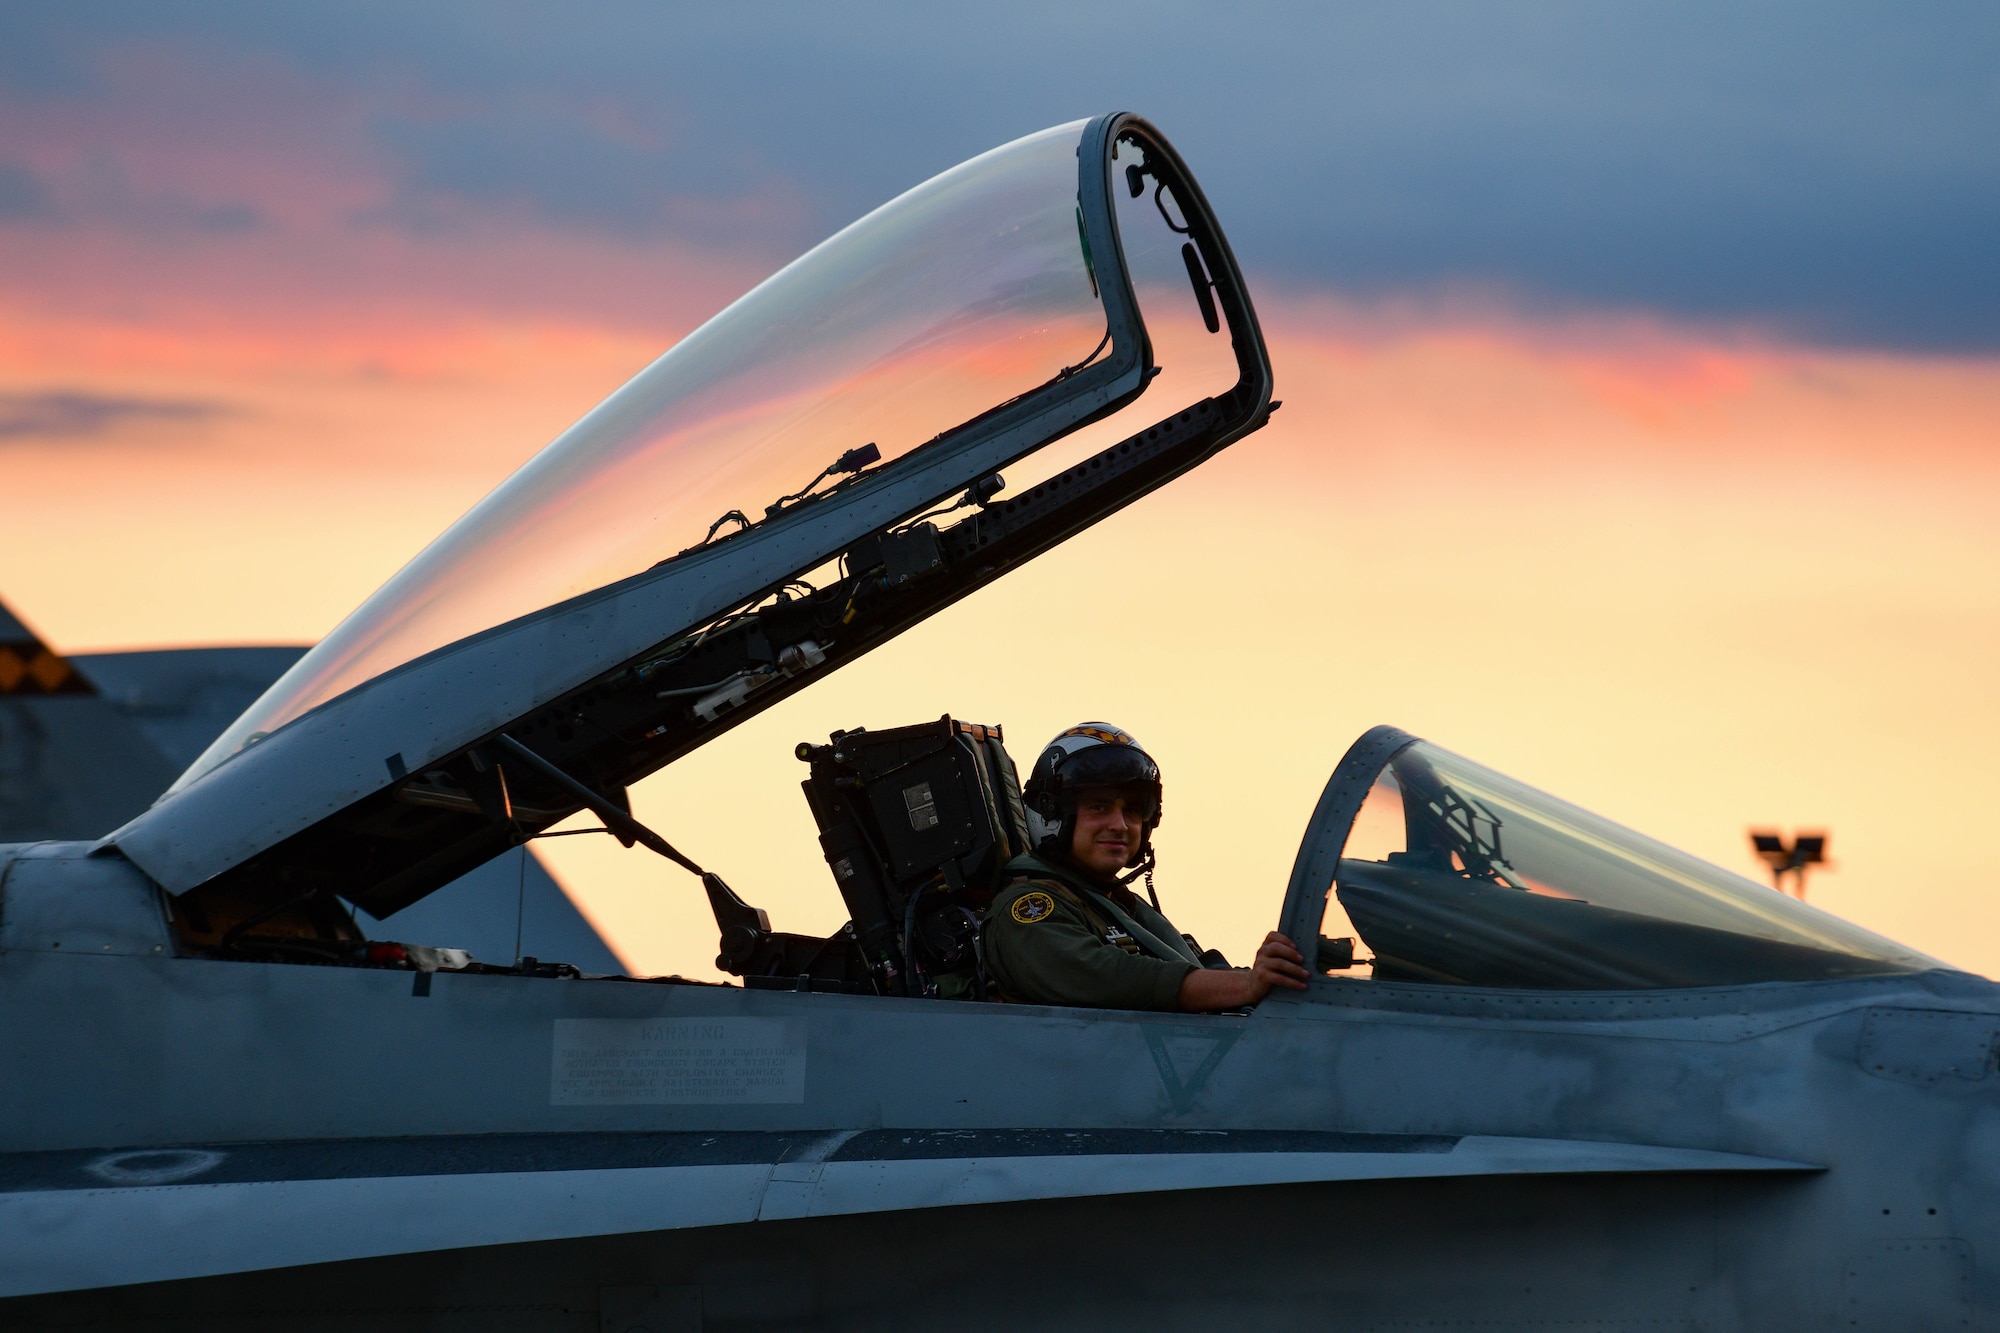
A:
<box><xmin>1</xmin><ymin>113</ymin><xmax>1992</xmax><ymax>1331</ymax></box>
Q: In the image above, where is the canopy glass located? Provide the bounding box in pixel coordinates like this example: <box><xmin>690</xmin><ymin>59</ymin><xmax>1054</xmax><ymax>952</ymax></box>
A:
<box><xmin>178</xmin><ymin>120</ymin><xmax>1107</xmax><ymax>789</ymax></box>
<box><xmin>1316</xmin><ymin>739</ymin><xmax>1937</xmax><ymax>989</ymax></box>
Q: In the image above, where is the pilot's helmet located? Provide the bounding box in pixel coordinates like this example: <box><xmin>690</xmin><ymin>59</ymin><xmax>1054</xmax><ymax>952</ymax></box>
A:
<box><xmin>1023</xmin><ymin>722</ymin><xmax>1163</xmax><ymax>867</ymax></box>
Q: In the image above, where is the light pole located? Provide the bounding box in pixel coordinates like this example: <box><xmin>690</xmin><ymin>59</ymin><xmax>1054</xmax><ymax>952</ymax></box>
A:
<box><xmin>1749</xmin><ymin>830</ymin><xmax>1828</xmax><ymax>899</ymax></box>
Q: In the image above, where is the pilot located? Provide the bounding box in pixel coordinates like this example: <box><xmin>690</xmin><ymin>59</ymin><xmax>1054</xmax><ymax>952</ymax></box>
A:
<box><xmin>983</xmin><ymin>723</ymin><xmax>1308</xmax><ymax>1010</ymax></box>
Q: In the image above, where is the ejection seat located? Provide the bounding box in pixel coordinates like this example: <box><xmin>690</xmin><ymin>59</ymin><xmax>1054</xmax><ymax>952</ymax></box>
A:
<box><xmin>710</xmin><ymin>715</ymin><xmax>1032</xmax><ymax>1000</ymax></box>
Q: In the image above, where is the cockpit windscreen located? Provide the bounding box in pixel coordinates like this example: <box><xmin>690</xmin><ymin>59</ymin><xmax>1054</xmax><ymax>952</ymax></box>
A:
<box><xmin>1322</xmin><ymin>740</ymin><xmax>1937</xmax><ymax>989</ymax></box>
<box><xmin>179</xmin><ymin>121</ymin><xmax>1107</xmax><ymax>789</ymax></box>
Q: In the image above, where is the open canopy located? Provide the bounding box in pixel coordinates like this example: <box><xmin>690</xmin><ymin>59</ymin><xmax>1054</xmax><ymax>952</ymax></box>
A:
<box><xmin>1282</xmin><ymin>727</ymin><xmax>1941</xmax><ymax>990</ymax></box>
<box><xmin>176</xmin><ymin>122</ymin><xmax>1114</xmax><ymax>791</ymax></box>
<box><xmin>114</xmin><ymin>113</ymin><xmax>1274</xmax><ymax>923</ymax></box>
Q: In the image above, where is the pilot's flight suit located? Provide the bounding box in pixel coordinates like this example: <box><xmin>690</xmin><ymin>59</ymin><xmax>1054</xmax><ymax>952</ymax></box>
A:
<box><xmin>983</xmin><ymin>851</ymin><xmax>1205</xmax><ymax>1009</ymax></box>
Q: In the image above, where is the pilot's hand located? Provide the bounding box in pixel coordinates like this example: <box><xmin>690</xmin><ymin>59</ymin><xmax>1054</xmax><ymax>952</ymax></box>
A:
<box><xmin>1251</xmin><ymin>931</ymin><xmax>1310</xmax><ymax>996</ymax></box>
<box><xmin>1178</xmin><ymin>932</ymin><xmax>1310</xmax><ymax>1011</ymax></box>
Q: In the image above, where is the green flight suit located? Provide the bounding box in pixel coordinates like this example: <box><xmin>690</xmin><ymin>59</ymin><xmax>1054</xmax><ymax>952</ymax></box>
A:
<box><xmin>983</xmin><ymin>851</ymin><xmax>1203</xmax><ymax>1010</ymax></box>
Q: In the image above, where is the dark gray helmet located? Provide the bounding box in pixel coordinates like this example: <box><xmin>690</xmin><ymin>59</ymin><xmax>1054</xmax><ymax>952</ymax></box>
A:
<box><xmin>1022</xmin><ymin>722</ymin><xmax>1162</xmax><ymax>866</ymax></box>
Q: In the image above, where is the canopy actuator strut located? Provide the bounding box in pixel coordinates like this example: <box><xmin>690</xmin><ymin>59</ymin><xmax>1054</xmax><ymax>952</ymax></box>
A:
<box><xmin>494</xmin><ymin>734</ymin><xmax>770</xmax><ymax>952</ymax></box>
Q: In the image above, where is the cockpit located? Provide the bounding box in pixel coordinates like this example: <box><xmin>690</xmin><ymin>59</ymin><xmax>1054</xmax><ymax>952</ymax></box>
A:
<box><xmin>117</xmin><ymin>113</ymin><xmax>1274</xmax><ymax>967</ymax></box>
<box><xmin>109</xmin><ymin>113</ymin><xmax>1945</xmax><ymax>999</ymax></box>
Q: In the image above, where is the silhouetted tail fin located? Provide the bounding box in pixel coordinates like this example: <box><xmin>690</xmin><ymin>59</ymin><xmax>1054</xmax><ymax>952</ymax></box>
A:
<box><xmin>0</xmin><ymin>595</ymin><xmax>171</xmax><ymax>842</ymax></box>
<box><xmin>0</xmin><ymin>599</ymin><xmax>92</xmax><ymax>696</ymax></box>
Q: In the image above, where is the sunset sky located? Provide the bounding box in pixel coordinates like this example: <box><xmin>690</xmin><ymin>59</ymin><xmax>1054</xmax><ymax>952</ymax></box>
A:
<box><xmin>3</xmin><ymin>4</ymin><xmax>1996</xmax><ymax>980</ymax></box>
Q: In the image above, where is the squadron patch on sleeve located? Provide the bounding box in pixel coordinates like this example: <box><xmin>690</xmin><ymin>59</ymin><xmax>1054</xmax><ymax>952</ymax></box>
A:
<box><xmin>1011</xmin><ymin>891</ymin><xmax>1057</xmax><ymax>924</ymax></box>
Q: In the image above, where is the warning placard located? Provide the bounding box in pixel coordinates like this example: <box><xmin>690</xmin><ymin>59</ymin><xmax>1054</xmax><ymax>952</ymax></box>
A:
<box><xmin>551</xmin><ymin>1018</ymin><xmax>806</xmax><ymax>1105</ymax></box>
